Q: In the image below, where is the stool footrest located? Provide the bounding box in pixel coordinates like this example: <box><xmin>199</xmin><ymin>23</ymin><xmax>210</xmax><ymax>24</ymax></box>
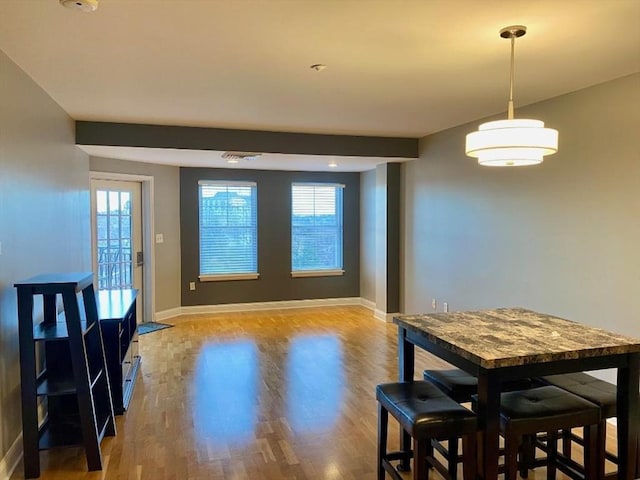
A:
<box><xmin>561</xmin><ymin>430</ymin><xmax>618</xmax><ymax>464</ymax></box>
<box><xmin>381</xmin><ymin>458</ymin><xmax>406</xmax><ymax>480</ymax></box>
<box><xmin>534</xmin><ymin>436</ymin><xmax>589</xmax><ymax>480</ymax></box>
<box><xmin>384</xmin><ymin>450</ymin><xmax>413</xmax><ymax>462</ymax></box>
<box><xmin>426</xmin><ymin>454</ymin><xmax>452</xmax><ymax>479</ymax></box>
<box><xmin>536</xmin><ymin>429</ymin><xmax>618</xmax><ymax>472</ymax></box>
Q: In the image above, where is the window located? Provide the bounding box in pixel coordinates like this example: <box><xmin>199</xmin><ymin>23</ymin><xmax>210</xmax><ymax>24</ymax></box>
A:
<box><xmin>198</xmin><ymin>181</ymin><xmax>258</xmax><ymax>281</ymax></box>
<box><xmin>291</xmin><ymin>183</ymin><xmax>344</xmax><ymax>277</ymax></box>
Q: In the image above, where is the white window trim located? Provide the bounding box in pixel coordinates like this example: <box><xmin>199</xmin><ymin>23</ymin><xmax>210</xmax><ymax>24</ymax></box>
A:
<box><xmin>198</xmin><ymin>181</ymin><xmax>258</xmax><ymax>278</ymax></box>
<box><xmin>199</xmin><ymin>273</ymin><xmax>260</xmax><ymax>282</ymax></box>
<box><xmin>291</xmin><ymin>182</ymin><xmax>345</xmax><ymax>188</ymax></box>
<box><xmin>291</xmin><ymin>183</ymin><xmax>345</xmax><ymax>274</ymax></box>
<box><xmin>198</xmin><ymin>180</ymin><xmax>257</xmax><ymax>187</ymax></box>
<box><xmin>290</xmin><ymin>269</ymin><xmax>344</xmax><ymax>278</ymax></box>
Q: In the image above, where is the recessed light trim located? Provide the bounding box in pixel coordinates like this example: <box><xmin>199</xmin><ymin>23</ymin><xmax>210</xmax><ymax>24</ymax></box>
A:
<box><xmin>59</xmin><ymin>0</ymin><xmax>98</xmax><ymax>12</ymax></box>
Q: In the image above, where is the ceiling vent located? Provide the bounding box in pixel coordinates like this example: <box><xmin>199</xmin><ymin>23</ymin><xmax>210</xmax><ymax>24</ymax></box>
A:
<box><xmin>222</xmin><ymin>152</ymin><xmax>262</xmax><ymax>161</ymax></box>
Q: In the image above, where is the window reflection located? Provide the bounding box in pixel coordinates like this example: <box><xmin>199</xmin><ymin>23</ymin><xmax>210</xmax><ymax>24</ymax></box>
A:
<box><xmin>193</xmin><ymin>340</ymin><xmax>257</xmax><ymax>444</ymax></box>
<box><xmin>286</xmin><ymin>335</ymin><xmax>344</xmax><ymax>433</ymax></box>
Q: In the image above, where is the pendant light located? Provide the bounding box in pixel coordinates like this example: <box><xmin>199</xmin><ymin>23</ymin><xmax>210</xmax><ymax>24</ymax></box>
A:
<box><xmin>465</xmin><ymin>26</ymin><xmax>558</xmax><ymax>167</ymax></box>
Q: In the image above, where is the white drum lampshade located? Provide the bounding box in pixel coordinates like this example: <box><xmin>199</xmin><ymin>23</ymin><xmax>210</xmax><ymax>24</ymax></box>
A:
<box><xmin>466</xmin><ymin>119</ymin><xmax>558</xmax><ymax>167</ymax></box>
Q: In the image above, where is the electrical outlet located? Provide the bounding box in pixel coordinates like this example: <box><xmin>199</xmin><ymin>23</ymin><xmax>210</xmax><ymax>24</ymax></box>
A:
<box><xmin>443</xmin><ymin>302</ymin><xmax>449</xmax><ymax>312</ymax></box>
<box><xmin>431</xmin><ymin>298</ymin><xmax>437</xmax><ymax>310</ymax></box>
<box><xmin>155</xmin><ymin>233</ymin><xmax>164</xmax><ymax>244</ymax></box>
<box><xmin>189</xmin><ymin>282</ymin><xmax>196</xmax><ymax>291</ymax></box>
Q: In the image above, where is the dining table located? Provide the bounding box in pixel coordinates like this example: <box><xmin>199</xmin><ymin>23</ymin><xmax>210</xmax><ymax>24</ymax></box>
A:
<box><xmin>393</xmin><ymin>307</ymin><xmax>640</xmax><ymax>480</ymax></box>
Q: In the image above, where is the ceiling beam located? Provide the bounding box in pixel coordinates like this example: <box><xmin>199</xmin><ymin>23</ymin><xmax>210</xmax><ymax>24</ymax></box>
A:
<box><xmin>76</xmin><ymin>121</ymin><xmax>419</xmax><ymax>158</ymax></box>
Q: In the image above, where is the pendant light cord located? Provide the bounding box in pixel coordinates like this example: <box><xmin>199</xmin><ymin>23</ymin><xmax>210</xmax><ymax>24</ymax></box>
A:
<box><xmin>508</xmin><ymin>33</ymin><xmax>516</xmax><ymax>119</ymax></box>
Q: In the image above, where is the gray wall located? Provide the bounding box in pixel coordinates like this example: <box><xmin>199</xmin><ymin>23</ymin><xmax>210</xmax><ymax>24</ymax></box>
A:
<box><xmin>0</xmin><ymin>50</ymin><xmax>90</xmax><ymax>462</ymax></box>
<box><xmin>359</xmin><ymin>169</ymin><xmax>376</xmax><ymax>303</ymax></box>
<box><xmin>89</xmin><ymin>157</ymin><xmax>181</xmax><ymax>313</ymax></box>
<box><xmin>181</xmin><ymin>167</ymin><xmax>360</xmax><ymax>305</ymax></box>
<box><xmin>403</xmin><ymin>73</ymin><xmax>640</xmax><ymax>381</ymax></box>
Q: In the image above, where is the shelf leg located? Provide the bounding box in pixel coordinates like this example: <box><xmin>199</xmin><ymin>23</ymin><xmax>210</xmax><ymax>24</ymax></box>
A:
<box><xmin>18</xmin><ymin>289</ymin><xmax>40</xmax><ymax>479</ymax></box>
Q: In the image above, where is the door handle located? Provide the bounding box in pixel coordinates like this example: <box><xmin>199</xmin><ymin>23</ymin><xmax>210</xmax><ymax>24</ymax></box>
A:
<box><xmin>136</xmin><ymin>251</ymin><xmax>144</xmax><ymax>266</ymax></box>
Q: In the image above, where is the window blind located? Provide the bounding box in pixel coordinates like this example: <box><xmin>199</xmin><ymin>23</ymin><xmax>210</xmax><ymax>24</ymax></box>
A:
<box><xmin>198</xmin><ymin>181</ymin><xmax>258</xmax><ymax>279</ymax></box>
<box><xmin>291</xmin><ymin>183</ymin><xmax>344</xmax><ymax>274</ymax></box>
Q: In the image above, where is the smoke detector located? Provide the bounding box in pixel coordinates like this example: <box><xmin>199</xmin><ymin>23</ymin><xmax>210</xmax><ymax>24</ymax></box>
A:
<box><xmin>59</xmin><ymin>0</ymin><xmax>98</xmax><ymax>12</ymax></box>
<box><xmin>222</xmin><ymin>152</ymin><xmax>261</xmax><ymax>162</ymax></box>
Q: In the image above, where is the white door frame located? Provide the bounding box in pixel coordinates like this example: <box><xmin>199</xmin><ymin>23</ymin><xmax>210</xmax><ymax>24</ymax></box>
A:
<box><xmin>90</xmin><ymin>171</ymin><xmax>155</xmax><ymax>324</ymax></box>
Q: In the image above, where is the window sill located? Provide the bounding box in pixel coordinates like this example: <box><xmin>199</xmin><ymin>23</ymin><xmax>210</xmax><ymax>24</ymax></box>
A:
<box><xmin>199</xmin><ymin>273</ymin><xmax>260</xmax><ymax>282</ymax></box>
<box><xmin>290</xmin><ymin>270</ymin><xmax>344</xmax><ymax>278</ymax></box>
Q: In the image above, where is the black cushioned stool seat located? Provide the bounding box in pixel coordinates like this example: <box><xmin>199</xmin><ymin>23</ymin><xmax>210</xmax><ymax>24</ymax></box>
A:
<box><xmin>490</xmin><ymin>385</ymin><xmax>601</xmax><ymax>480</ymax></box>
<box><xmin>424</xmin><ymin>368</ymin><xmax>534</xmax><ymax>404</ymax></box>
<box><xmin>541</xmin><ymin>372</ymin><xmax>617</xmax><ymax>477</ymax></box>
<box><xmin>541</xmin><ymin>373</ymin><xmax>616</xmax><ymax>419</ymax></box>
<box><xmin>376</xmin><ymin>381</ymin><xmax>477</xmax><ymax>480</ymax></box>
<box><xmin>423</xmin><ymin>369</ymin><xmax>479</xmax><ymax>404</ymax></box>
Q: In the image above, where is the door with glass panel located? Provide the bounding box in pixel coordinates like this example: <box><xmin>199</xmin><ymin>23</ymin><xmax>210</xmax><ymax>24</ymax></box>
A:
<box><xmin>90</xmin><ymin>180</ymin><xmax>143</xmax><ymax>322</ymax></box>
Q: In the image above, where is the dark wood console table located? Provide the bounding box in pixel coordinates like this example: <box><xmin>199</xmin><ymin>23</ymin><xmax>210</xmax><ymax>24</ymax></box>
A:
<box><xmin>394</xmin><ymin>308</ymin><xmax>640</xmax><ymax>480</ymax></box>
<box><xmin>97</xmin><ymin>289</ymin><xmax>141</xmax><ymax>415</ymax></box>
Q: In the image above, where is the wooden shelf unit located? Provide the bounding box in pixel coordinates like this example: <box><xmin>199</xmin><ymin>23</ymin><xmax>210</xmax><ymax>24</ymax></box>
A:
<box><xmin>15</xmin><ymin>273</ymin><xmax>116</xmax><ymax>479</ymax></box>
<box><xmin>97</xmin><ymin>288</ymin><xmax>140</xmax><ymax>415</ymax></box>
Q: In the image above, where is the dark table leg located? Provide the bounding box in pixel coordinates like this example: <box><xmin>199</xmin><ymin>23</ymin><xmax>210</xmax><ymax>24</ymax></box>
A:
<box><xmin>397</xmin><ymin>326</ymin><xmax>414</xmax><ymax>471</ymax></box>
<box><xmin>477</xmin><ymin>370</ymin><xmax>501</xmax><ymax>480</ymax></box>
<box><xmin>617</xmin><ymin>353</ymin><xmax>639</xmax><ymax>480</ymax></box>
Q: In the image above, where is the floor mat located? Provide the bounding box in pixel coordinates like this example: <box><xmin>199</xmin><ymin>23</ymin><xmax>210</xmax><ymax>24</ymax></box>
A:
<box><xmin>138</xmin><ymin>322</ymin><xmax>174</xmax><ymax>335</ymax></box>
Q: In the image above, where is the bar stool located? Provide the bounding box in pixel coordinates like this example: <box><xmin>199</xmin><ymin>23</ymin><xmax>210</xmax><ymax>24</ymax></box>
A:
<box><xmin>423</xmin><ymin>369</ymin><xmax>479</xmax><ymax>403</ymax></box>
<box><xmin>484</xmin><ymin>385</ymin><xmax>602</xmax><ymax>480</ymax></box>
<box><xmin>423</xmin><ymin>368</ymin><xmax>534</xmax><ymax>403</ymax></box>
<box><xmin>423</xmin><ymin>368</ymin><xmax>534</xmax><ymax>476</ymax></box>
<box><xmin>376</xmin><ymin>381</ymin><xmax>477</xmax><ymax>480</ymax></box>
<box><xmin>540</xmin><ymin>372</ymin><xmax>617</xmax><ymax>478</ymax></box>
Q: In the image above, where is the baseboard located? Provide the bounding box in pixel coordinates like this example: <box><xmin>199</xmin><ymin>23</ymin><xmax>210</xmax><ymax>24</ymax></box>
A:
<box><xmin>374</xmin><ymin>309</ymin><xmax>399</xmax><ymax>322</ymax></box>
<box><xmin>156</xmin><ymin>297</ymin><xmax>382</xmax><ymax>320</ymax></box>
<box><xmin>363</xmin><ymin>301</ymin><xmax>401</xmax><ymax>322</ymax></box>
<box><xmin>154</xmin><ymin>307</ymin><xmax>182</xmax><ymax>322</ymax></box>
<box><xmin>182</xmin><ymin>297</ymin><xmax>362</xmax><ymax>314</ymax></box>
<box><xmin>0</xmin><ymin>433</ymin><xmax>22</xmax><ymax>480</ymax></box>
<box><xmin>360</xmin><ymin>298</ymin><xmax>376</xmax><ymax>311</ymax></box>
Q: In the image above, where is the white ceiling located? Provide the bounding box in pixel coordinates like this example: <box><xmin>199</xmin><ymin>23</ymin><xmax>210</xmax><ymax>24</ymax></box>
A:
<box><xmin>1</xmin><ymin>0</ymin><xmax>639</xmax><ymax>170</ymax></box>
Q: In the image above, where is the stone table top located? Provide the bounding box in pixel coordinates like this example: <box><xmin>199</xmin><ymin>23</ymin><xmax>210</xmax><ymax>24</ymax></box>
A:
<box><xmin>394</xmin><ymin>308</ymin><xmax>640</xmax><ymax>368</ymax></box>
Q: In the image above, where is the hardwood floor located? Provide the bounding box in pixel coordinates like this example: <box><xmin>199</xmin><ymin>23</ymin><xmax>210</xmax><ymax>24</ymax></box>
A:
<box><xmin>11</xmin><ymin>306</ymin><xmax>618</xmax><ymax>479</ymax></box>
